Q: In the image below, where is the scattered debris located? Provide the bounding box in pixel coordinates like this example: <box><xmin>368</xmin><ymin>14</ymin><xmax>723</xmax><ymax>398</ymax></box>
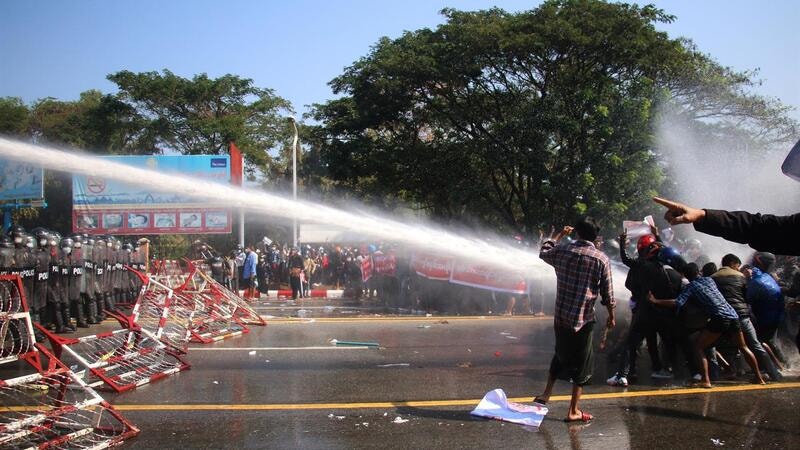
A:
<box><xmin>330</xmin><ymin>339</ymin><xmax>380</xmax><ymax>347</ymax></box>
<box><xmin>327</xmin><ymin>414</ymin><xmax>345</xmax><ymax>420</ymax></box>
<box><xmin>436</xmin><ymin>320</ymin><xmax>449</xmax><ymax>324</ymax></box>
<box><xmin>426</xmin><ymin>313</ymin><xmax>432</xmax><ymax>317</ymax></box>
<box><xmin>248</xmin><ymin>351</ymin><xmax>257</xmax><ymax>356</ymax></box>
<box><xmin>500</xmin><ymin>332</ymin><xmax>511</xmax><ymax>336</ymax></box>
<box><xmin>457</xmin><ymin>362</ymin><xmax>473</xmax><ymax>368</ymax></box>
<box><xmin>467</xmin><ymin>348</ymin><xmax>472</xmax><ymax>353</ymax></box>
<box><xmin>505</xmin><ymin>336</ymin><xmax>519</xmax><ymax>340</ymax></box>
<box><xmin>417</xmin><ymin>324</ymin><xmax>431</xmax><ymax>329</ymax></box>
<box><xmin>213</xmin><ymin>381</ymin><xmax>219</xmax><ymax>385</ymax></box>
<box><xmin>265</xmin><ymin>360</ymin><xmax>270</xmax><ymax>363</ymax></box>
<box><xmin>383</xmin><ymin>412</ymin><xmax>388</xmax><ymax>417</ymax></box>
<box><xmin>494</xmin><ymin>351</ymin><xmax>502</xmax><ymax>357</ymax></box>
<box><xmin>377</xmin><ymin>363</ymin><xmax>410</xmax><ymax>368</ymax></box>
<box><xmin>392</xmin><ymin>417</ymin><xmax>409</xmax><ymax>424</ymax></box>
<box><xmin>710</xmin><ymin>438</ymin><xmax>725</xmax><ymax>446</ymax></box>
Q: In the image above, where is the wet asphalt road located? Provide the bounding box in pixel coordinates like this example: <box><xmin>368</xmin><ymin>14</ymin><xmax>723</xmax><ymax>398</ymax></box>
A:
<box><xmin>78</xmin><ymin>306</ymin><xmax>800</xmax><ymax>450</ymax></box>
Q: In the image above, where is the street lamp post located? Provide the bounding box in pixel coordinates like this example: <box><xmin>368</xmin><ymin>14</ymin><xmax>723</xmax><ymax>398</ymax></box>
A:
<box><xmin>289</xmin><ymin>118</ymin><xmax>299</xmax><ymax>248</ymax></box>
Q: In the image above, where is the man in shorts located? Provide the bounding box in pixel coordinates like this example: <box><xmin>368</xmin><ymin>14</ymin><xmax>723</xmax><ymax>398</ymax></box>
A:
<box><xmin>648</xmin><ymin>262</ymin><xmax>766</xmax><ymax>388</ymax></box>
<box><xmin>533</xmin><ymin>217</ymin><xmax>615</xmax><ymax>422</ymax></box>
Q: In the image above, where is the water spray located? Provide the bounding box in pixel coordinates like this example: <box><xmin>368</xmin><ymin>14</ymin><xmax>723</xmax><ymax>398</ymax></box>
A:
<box><xmin>0</xmin><ymin>137</ymin><xmax>553</xmax><ymax>277</ymax></box>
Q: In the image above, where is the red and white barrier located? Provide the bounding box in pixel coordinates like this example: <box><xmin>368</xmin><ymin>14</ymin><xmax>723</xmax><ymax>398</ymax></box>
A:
<box><xmin>263</xmin><ymin>289</ymin><xmax>344</xmax><ymax>299</ymax></box>
<box><xmin>0</xmin><ymin>275</ymin><xmax>139</xmax><ymax>447</ymax></box>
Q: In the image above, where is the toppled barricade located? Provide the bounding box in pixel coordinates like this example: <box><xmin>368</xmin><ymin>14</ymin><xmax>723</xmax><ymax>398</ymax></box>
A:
<box><xmin>40</xmin><ymin>275</ymin><xmax>191</xmax><ymax>393</ymax></box>
<box><xmin>0</xmin><ymin>275</ymin><xmax>139</xmax><ymax>447</ymax></box>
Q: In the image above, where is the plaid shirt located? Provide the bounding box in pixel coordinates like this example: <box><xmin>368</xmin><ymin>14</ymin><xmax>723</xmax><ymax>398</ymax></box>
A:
<box><xmin>677</xmin><ymin>276</ymin><xmax>738</xmax><ymax>321</ymax></box>
<box><xmin>540</xmin><ymin>239</ymin><xmax>614</xmax><ymax>331</ymax></box>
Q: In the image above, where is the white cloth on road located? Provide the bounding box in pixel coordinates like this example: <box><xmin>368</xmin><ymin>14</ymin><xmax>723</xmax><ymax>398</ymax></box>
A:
<box><xmin>470</xmin><ymin>389</ymin><xmax>548</xmax><ymax>428</ymax></box>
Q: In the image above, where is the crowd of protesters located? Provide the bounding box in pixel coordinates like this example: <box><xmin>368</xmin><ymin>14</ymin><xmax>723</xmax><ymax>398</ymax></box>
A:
<box><xmin>605</xmin><ymin>224</ymin><xmax>800</xmax><ymax>389</ymax></box>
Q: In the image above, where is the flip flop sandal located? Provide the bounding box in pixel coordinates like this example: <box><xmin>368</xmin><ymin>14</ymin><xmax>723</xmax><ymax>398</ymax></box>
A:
<box><xmin>564</xmin><ymin>411</ymin><xmax>593</xmax><ymax>423</ymax></box>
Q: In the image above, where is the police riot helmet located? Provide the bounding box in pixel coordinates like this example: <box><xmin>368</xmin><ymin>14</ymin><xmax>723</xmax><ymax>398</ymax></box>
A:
<box><xmin>8</xmin><ymin>225</ymin><xmax>25</xmax><ymax>238</ymax></box>
<box><xmin>71</xmin><ymin>235</ymin><xmax>83</xmax><ymax>248</ymax></box>
<box><xmin>24</xmin><ymin>235</ymin><xmax>35</xmax><ymax>249</ymax></box>
<box><xmin>15</xmin><ymin>232</ymin><xmax>30</xmax><ymax>248</ymax></box>
<box><xmin>60</xmin><ymin>237</ymin><xmax>74</xmax><ymax>249</ymax></box>
<box><xmin>122</xmin><ymin>243</ymin><xmax>133</xmax><ymax>252</ymax></box>
<box><xmin>34</xmin><ymin>229</ymin><xmax>50</xmax><ymax>248</ymax></box>
<box><xmin>86</xmin><ymin>236</ymin><xmax>96</xmax><ymax>246</ymax></box>
<box><xmin>0</xmin><ymin>236</ymin><xmax>13</xmax><ymax>249</ymax></box>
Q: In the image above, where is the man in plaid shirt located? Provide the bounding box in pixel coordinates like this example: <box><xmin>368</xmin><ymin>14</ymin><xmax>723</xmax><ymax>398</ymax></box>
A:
<box><xmin>532</xmin><ymin>217</ymin><xmax>615</xmax><ymax>423</ymax></box>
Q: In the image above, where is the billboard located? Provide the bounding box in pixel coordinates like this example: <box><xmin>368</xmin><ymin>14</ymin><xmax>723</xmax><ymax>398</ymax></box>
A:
<box><xmin>0</xmin><ymin>159</ymin><xmax>43</xmax><ymax>201</ymax></box>
<box><xmin>72</xmin><ymin>155</ymin><xmax>233</xmax><ymax>235</ymax></box>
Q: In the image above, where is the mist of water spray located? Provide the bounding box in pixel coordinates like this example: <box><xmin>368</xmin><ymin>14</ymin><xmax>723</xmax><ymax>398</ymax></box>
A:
<box><xmin>0</xmin><ymin>137</ymin><xmax>557</xmax><ymax>277</ymax></box>
<box><xmin>655</xmin><ymin>112</ymin><xmax>800</xmax><ymax>263</ymax></box>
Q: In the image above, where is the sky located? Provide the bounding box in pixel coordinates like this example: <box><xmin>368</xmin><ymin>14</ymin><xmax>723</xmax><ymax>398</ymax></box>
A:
<box><xmin>1</xmin><ymin>0</ymin><xmax>799</xmax><ymax>120</ymax></box>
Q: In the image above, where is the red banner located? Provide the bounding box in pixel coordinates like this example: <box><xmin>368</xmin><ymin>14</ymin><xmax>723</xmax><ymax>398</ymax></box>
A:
<box><xmin>372</xmin><ymin>252</ymin><xmax>397</xmax><ymax>277</ymax></box>
<box><xmin>449</xmin><ymin>261</ymin><xmax>528</xmax><ymax>295</ymax></box>
<box><xmin>410</xmin><ymin>252</ymin><xmax>453</xmax><ymax>281</ymax></box>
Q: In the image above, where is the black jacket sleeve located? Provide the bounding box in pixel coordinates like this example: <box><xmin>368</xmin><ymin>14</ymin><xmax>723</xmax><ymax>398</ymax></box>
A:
<box><xmin>694</xmin><ymin>209</ymin><xmax>800</xmax><ymax>256</ymax></box>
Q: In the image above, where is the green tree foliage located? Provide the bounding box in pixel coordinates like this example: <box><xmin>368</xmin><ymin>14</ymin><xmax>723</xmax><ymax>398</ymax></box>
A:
<box><xmin>107</xmin><ymin>70</ymin><xmax>294</xmax><ymax>171</ymax></box>
<box><xmin>310</xmin><ymin>0</ymin><xmax>796</xmax><ymax>237</ymax></box>
<box><xmin>0</xmin><ymin>97</ymin><xmax>31</xmax><ymax>136</ymax></box>
<box><xmin>29</xmin><ymin>90</ymin><xmax>159</xmax><ymax>154</ymax></box>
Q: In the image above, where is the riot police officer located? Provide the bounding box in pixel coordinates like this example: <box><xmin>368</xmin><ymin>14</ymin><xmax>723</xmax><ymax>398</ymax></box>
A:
<box><xmin>82</xmin><ymin>235</ymin><xmax>100</xmax><ymax>324</ymax></box>
<box><xmin>31</xmin><ymin>228</ymin><xmax>51</xmax><ymax>326</ymax></box>
<box><xmin>46</xmin><ymin>234</ymin><xmax>72</xmax><ymax>333</ymax></box>
<box><xmin>65</xmin><ymin>236</ymin><xmax>88</xmax><ymax>328</ymax></box>
<box><xmin>10</xmin><ymin>227</ymin><xmax>35</xmax><ymax>311</ymax></box>
<box><xmin>0</xmin><ymin>236</ymin><xmax>14</xmax><ymax>277</ymax></box>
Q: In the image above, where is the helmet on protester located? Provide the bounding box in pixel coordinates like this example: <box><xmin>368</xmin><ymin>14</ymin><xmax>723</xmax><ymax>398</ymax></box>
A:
<box><xmin>658</xmin><ymin>246</ymin><xmax>687</xmax><ymax>271</ymax></box>
<box><xmin>636</xmin><ymin>235</ymin><xmax>657</xmax><ymax>253</ymax></box>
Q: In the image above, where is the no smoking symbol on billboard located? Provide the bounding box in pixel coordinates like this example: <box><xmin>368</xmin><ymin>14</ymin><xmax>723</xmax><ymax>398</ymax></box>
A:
<box><xmin>87</xmin><ymin>176</ymin><xmax>106</xmax><ymax>193</ymax></box>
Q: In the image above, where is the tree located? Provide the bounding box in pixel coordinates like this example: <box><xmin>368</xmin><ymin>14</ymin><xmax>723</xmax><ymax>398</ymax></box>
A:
<box><xmin>0</xmin><ymin>97</ymin><xmax>30</xmax><ymax>136</ymax></box>
<box><xmin>107</xmin><ymin>70</ymin><xmax>294</xmax><ymax>172</ymax></box>
<box><xmin>310</xmin><ymin>0</ymin><xmax>797</xmax><ymax>237</ymax></box>
<box><xmin>29</xmin><ymin>90</ymin><xmax>159</xmax><ymax>154</ymax></box>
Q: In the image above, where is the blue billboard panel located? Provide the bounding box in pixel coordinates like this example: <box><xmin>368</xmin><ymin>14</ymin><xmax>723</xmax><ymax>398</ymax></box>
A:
<box><xmin>0</xmin><ymin>160</ymin><xmax>44</xmax><ymax>201</ymax></box>
<box><xmin>72</xmin><ymin>155</ymin><xmax>232</xmax><ymax>235</ymax></box>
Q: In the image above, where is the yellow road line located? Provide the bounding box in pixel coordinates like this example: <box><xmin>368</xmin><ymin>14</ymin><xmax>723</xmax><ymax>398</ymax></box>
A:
<box><xmin>110</xmin><ymin>382</ymin><xmax>800</xmax><ymax>411</ymax></box>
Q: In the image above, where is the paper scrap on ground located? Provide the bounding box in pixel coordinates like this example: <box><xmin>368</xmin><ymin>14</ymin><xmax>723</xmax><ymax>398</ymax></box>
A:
<box><xmin>377</xmin><ymin>363</ymin><xmax>410</xmax><ymax>368</ymax></box>
<box><xmin>392</xmin><ymin>417</ymin><xmax>409</xmax><ymax>424</ymax></box>
<box><xmin>470</xmin><ymin>389</ymin><xmax>548</xmax><ymax>428</ymax></box>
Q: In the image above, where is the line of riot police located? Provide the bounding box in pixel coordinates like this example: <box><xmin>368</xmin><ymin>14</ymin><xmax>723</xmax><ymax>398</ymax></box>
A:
<box><xmin>1</xmin><ymin>226</ymin><xmax>146</xmax><ymax>333</ymax></box>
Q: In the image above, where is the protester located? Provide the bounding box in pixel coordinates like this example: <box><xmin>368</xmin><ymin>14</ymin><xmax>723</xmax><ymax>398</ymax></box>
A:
<box><xmin>648</xmin><ymin>262</ymin><xmax>766</xmax><ymax>388</ymax></box>
<box><xmin>607</xmin><ymin>230</ymin><xmax>665</xmax><ymax>387</ymax></box>
<box><xmin>288</xmin><ymin>247</ymin><xmax>304</xmax><ymax>301</ymax></box>
<box><xmin>242</xmin><ymin>245</ymin><xmax>258</xmax><ymax>299</ymax></box>
<box><xmin>533</xmin><ymin>217</ymin><xmax>615</xmax><ymax>422</ymax></box>
<box><xmin>745</xmin><ymin>252</ymin><xmax>788</xmax><ymax>369</ymax></box>
<box><xmin>711</xmin><ymin>254</ymin><xmax>782</xmax><ymax>381</ymax></box>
